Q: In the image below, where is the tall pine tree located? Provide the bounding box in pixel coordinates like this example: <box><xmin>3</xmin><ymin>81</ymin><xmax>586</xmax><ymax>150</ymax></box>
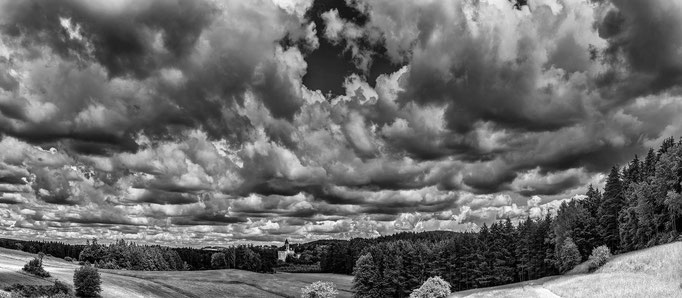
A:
<box><xmin>598</xmin><ymin>167</ymin><xmax>625</xmax><ymax>251</ymax></box>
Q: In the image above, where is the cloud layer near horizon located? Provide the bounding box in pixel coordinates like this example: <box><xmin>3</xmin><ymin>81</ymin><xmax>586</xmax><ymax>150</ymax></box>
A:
<box><xmin>0</xmin><ymin>0</ymin><xmax>681</xmax><ymax>245</ymax></box>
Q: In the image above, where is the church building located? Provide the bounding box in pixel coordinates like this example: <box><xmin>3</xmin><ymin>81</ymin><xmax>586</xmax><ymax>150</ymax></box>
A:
<box><xmin>277</xmin><ymin>239</ymin><xmax>297</xmax><ymax>262</ymax></box>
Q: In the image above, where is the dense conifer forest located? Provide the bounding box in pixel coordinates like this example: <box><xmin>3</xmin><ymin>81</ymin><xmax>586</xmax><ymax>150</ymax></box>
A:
<box><xmin>325</xmin><ymin>137</ymin><xmax>682</xmax><ymax>296</ymax></box>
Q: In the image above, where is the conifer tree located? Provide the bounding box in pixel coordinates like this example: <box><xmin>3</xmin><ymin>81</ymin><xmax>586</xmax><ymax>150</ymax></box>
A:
<box><xmin>598</xmin><ymin>167</ymin><xmax>625</xmax><ymax>251</ymax></box>
<box><xmin>353</xmin><ymin>254</ymin><xmax>384</xmax><ymax>298</ymax></box>
<box><xmin>643</xmin><ymin>148</ymin><xmax>657</xmax><ymax>181</ymax></box>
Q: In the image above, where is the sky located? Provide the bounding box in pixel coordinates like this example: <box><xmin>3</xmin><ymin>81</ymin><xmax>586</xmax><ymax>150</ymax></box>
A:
<box><xmin>0</xmin><ymin>0</ymin><xmax>681</xmax><ymax>246</ymax></box>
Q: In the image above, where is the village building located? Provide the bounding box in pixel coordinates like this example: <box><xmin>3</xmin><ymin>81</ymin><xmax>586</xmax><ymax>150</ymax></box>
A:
<box><xmin>277</xmin><ymin>239</ymin><xmax>298</xmax><ymax>262</ymax></box>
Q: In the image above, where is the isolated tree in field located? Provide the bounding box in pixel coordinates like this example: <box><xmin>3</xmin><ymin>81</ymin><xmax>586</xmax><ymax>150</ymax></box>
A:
<box><xmin>301</xmin><ymin>281</ymin><xmax>338</xmax><ymax>298</ymax></box>
<box><xmin>558</xmin><ymin>237</ymin><xmax>581</xmax><ymax>273</ymax></box>
<box><xmin>74</xmin><ymin>264</ymin><xmax>101</xmax><ymax>297</ymax></box>
<box><xmin>409</xmin><ymin>276</ymin><xmax>451</xmax><ymax>298</ymax></box>
<box><xmin>352</xmin><ymin>254</ymin><xmax>383</xmax><ymax>298</ymax></box>
<box><xmin>211</xmin><ymin>252</ymin><xmax>227</xmax><ymax>269</ymax></box>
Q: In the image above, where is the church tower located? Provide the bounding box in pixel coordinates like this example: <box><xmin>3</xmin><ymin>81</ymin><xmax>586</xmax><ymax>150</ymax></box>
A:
<box><xmin>278</xmin><ymin>238</ymin><xmax>294</xmax><ymax>262</ymax></box>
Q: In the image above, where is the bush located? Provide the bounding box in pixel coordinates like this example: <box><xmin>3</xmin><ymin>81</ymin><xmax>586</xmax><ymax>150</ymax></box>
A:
<box><xmin>22</xmin><ymin>258</ymin><xmax>50</xmax><ymax>277</ymax></box>
<box><xmin>587</xmin><ymin>245</ymin><xmax>611</xmax><ymax>271</ymax></box>
<box><xmin>53</xmin><ymin>280</ymin><xmax>72</xmax><ymax>296</ymax></box>
<box><xmin>73</xmin><ymin>265</ymin><xmax>101</xmax><ymax>297</ymax></box>
<box><xmin>301</xmin><ymin>281</ymin><xmax>338</xmax><ymax>298</ymax></box>
<box><xmin>409</xmin><ymin>276</ymin><xmax>451</xmax><ymax>298</ymax></box>
<box><xmin>4</xmin><ymin>280</ymin><xmax>72</xmax><ymax>298</ymax></box>
<box><xmin>558</xmin><ymin>237</ymin><xmax>581</xmax><ymax>273</ymax></box>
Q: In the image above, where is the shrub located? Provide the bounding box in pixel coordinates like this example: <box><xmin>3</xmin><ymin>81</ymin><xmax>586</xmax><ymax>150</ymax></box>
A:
<box><xmin>22</xmin><ymin>257</ymin><xmax>50</xmax><ymax>277</ymax></box>
<box><xmin>53</xmin><ymin>280</ymin><xmax>73</xmax><ymax>296</ymax></box>
<box><xmin>587</xmin><ymin>245</ymin><xmax>611</xmax><ymax>271</ymax></box>
<box><xmin>4</xmin><ymin>280</ymin><xmax>71</xmax><ymax>298</ymax></box>
<box><xmin>558</xmin><ymin>237</ymin><xmax>581</xmax><ymax>273</ymax></box>
<box><xmin>73</xmin><ymin>264</ymin><xmax>101</xmax><ymax>297</ymax></box>
<box><xmin>409</xmin><ymin>276</ymin><xmax>451</xmax><ymax>298</ymax></box>
<box><xmin>301</xmin><ymin>281</ymin><xmax>338</xmax><ymax>298</ymax></box>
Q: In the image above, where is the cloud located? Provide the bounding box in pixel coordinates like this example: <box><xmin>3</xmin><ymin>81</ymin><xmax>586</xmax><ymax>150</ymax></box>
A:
<box><xmin>0</xmin><ymin>0</ymin><xmax>679</xmax><ymax>245</ymax></box>
<box><xmin>595</xmin><ymin>0</ymin><xmax>682</xmax><ymax>98</ymax></box>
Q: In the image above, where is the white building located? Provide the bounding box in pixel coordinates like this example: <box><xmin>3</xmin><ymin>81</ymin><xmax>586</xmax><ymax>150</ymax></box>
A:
<box><xmin>277</xmin><ymin>239</ymin><xmax>296</xmax><ymax>262</ymax></box>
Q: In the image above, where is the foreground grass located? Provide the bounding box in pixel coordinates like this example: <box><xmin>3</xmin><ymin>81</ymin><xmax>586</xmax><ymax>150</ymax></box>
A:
<box><xmin>544</xmin><ymin>241</ymin><xmax>682</xmax><ymax>298</ymax></box>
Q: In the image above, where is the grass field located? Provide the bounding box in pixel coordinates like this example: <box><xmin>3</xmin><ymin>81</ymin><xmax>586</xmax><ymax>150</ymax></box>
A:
<box><xmin>452</xmin><ymin>241</ymin><xmax>682</xmax><ymax>298</ymax></box>
<box><xmin>0</xmin><ymin>248</ymin><xmax>353</xmax><ymax>298</ymax></box>
<box><xmin>544</xmin><ymin>241</ymin><xmax>682</xmax><ymax>298</ymax></box>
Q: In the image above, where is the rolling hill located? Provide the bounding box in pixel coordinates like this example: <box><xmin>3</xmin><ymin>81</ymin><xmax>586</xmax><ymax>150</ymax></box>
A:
<box><xmin>0</xmin><ymin>247</ymin><xmax>353</xmax><ymax>298</ymax></box>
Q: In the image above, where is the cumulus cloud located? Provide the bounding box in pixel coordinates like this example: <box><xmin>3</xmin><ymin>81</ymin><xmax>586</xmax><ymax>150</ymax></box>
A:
<box><xmin>0</xmin><ymin>0</ymin><xmax>679</xmax><ymax>245</ymax></box>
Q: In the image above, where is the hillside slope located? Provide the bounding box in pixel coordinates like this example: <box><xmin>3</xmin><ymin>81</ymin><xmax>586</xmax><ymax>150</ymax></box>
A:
<box><xmin>452</xmin><ymin>241</ymin><xmax>682</xmax><ymax>298</ymax></box>
<box><xmin>545</xmin><ymin>241</ymin><xmax>682</xmax><ymax>298</ymax></box>
<box><xmin>0</xmin><ymin>247</ymin><xmax>353</xmax><ymax>298</ymax></box>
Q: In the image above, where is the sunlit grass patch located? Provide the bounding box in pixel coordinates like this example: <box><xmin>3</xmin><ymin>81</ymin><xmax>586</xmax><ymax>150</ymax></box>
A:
<box><xmin>544</xmin><ymin>242</ymin><xmax>682</xmax><ymax>298</ymax></box>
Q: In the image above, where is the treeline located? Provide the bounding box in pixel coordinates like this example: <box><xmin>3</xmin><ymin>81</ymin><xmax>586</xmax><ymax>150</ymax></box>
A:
<box><xmin>79</xmin><ymin>239</ymin><xmax>189</xmax><ymax>271</ymax></box>
<box><xmin>345</xmin><ymin>217</ymin><xmax>556</xmax><ymax>296</ymax></box>
<box><xmin>80</xmin><ymin>239</ymin><xmax>278</xmax><ymax>272</ymax></box>
<box><xmin>0</xmin><ymin>238</ymin><xmax>279</xmax><ymax>273</ymax></box>
<box><xmin>207</xmin><ymin>245</ymin><xmax>277</xmax><ymax>272</ymax></box>
<box><xmin>320</xmin><ymin>231</ymin><xmax>459</xmax><ymax>274</ymax></box>
<box><xmin>0</xmin><ymin>238</ymin><xmax>84</xmax><ymax>259</ymax></box>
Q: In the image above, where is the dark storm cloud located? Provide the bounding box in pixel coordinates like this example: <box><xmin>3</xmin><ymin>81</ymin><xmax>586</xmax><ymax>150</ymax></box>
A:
<box><xmin>171</xmin><ymin>214</ymin><xmax>247</xmax><ymax>226</ymax></box>
<box><xmin>596</xmin><ymin>0</ymin><xmax>682</xmax><ymax>99</ymax></box>
<box><xmin>392</xmin><ymin>3</ymin><xmax>587</xmax><ymax>135</ymax></box>
<box><xmin>1</xmin><ymin>0</ymin><xmax>217</xmax><ymax>78</ymax></box>
<box><xmin>31</xmin><ymin>168</ymin><xmax>79</xmax><ymax>205</ymax></box>
<box><xmin>0</xmin><ymin>196</ymin><xmax>21</xmax><ymax>204</ymax></box>
<box><xmin>133</xmin><ymin>189</ymin><xmax>200</xmax><ymax>205</ymax></box>
<box><xmin>0</xmin><ymin>164</ymin><xmax>28</xmax><ymax>185</ymax></box>
<box><xmin>462</xmin><ymin>169</ymin><xmax>517</xmax><ymax>194</ymax></box>
<box><xmin>0</xmin><ymin>0</ymin><xmax>311</xmax><ymax>155</ymax></box>
<box><xmin>516</xmin><ymin>174</ymin><xmax>581</xmax><ymax>197</ymax></box>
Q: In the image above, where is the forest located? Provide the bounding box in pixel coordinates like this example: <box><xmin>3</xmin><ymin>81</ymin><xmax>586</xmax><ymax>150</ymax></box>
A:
<box><xmin>322</xmin><ymin>137</ymin><xmax>682</xmax><ymax>296</ymax></box>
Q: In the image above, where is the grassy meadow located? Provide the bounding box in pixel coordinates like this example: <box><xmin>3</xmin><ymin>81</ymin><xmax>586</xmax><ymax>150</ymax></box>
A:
<box><xmin>544</xmin><ymin>241</ymin><xmax>682</xmax><ymax>298</ymax></box>
<box><xmin>0</xmin><ymin>247</ymin><xmax>353</xmax><ymax>298</ymax></box>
